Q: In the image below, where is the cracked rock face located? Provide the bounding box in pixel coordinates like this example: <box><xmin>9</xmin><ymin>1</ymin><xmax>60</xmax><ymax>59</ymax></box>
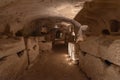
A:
<box><xmin>75</xmin><ymin>0</ymin><xmax>120</xmax><ymax>35</ymax></box>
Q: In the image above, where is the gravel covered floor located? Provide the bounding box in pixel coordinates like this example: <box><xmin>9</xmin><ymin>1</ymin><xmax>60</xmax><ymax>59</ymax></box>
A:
<box><xmin>17</xmin><ymin>43</ymin><xmax>88</xmax><ymax>80</ymax></box>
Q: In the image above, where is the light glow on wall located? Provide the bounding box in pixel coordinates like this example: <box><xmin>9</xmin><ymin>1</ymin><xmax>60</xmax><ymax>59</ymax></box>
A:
<box><xmin>68</xmin><ymin>42</ymin><xmax>76</xmax><ymax>61</ymax></box>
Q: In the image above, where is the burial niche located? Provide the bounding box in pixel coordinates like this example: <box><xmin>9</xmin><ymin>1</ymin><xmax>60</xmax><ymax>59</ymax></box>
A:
<box><xmin>110</xmin><ymin>20</ymin><xmax>120</xmax><ymax>32</ymax></box>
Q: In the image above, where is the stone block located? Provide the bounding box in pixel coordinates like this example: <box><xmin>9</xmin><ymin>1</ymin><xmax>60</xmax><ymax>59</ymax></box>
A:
<box><xmin>39</xmin><ymin>41</ymin><xmax>52</xmax><ymax>52</ymax></box>
<box><xmin>0</xmin><ymin>50</ymin><xmax>28</xmax><ymax>80</ymax></box>
<box><xmin>79</xmin><ymin>54</ymin><xmax>105</xmax><ymax>80</ymax></box>
<box><xmin>0</xmin><ymin>37</ymin><xmax>25</xmax><ymax>58</ymax></box>
<box><xmin>79</xmin><ymin>37</ymin><xmax>100</xmax><ymax>57</ymax></box>
<box><xmin>100</xmin><ymin>40</ymin><xmax>120</xmax><ymax>66</ymax></box>
<box><xmin>26</xmin><ymin>37</ymin><xmax>39</xmax><ymax>64</ymax></box>
<box><xmin>80</xmin><ymin>36</ymin><xmax>120</xmax><ymax>66</ymax></box>
<box><xmin>78</xmin><ymin>36</ymin><xmax>120</xmax><ymax>80</ymax></box>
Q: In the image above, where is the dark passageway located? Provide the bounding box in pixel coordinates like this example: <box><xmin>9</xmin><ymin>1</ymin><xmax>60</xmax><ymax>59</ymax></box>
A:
<box><xmin>17</xmin><ymin>41</ymin><xmax>88</xmax><ymax>80</ymax></box>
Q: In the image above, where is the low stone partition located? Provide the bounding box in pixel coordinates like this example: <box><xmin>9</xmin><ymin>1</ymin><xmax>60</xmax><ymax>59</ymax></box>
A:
<box><xmin>26</xmin><ymin>37</ymin><xmax>39</xmax><ymax>65</ymax></box>
<box><xmin>39</xmin><ymin>38</ymin><xmax>52</xmax><ymax>52</ymax></box>
<box><xmin>0</xmin><ymin>37</ymin><xmax>28</xmax><ymax>80</ymax></box>
<box><xmin>38</xmin><ymin>36</ymin><xmax>45</xmax><ymax>42</ymax></box>
<box><xmin>78</xmin><ymin>36</ymin><xmax>120</xmax><ymax>80</ymax></box>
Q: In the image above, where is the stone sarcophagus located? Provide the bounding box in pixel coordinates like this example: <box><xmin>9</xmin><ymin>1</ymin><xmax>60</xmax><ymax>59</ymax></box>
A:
<box><xmin>0</xmin><ymin>37</ymin><xmax>28</xmax><ymax>80</ymax></box>
<box><xmin>78</xmin><ymin>36</ymin><xmax>120</xmax><ymax>80</ymax></box>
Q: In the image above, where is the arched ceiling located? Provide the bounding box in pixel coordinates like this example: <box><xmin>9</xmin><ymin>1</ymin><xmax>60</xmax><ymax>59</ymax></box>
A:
<box><xmin>25</xmin><ymin>16</ymin><xmax>82</xmax><ymax>33</ymax></box>
<box><xmin>0</xmin><ymin>0</ymin><xmax>91</xmax><ymax>23</ymax></box>
<box><xmin>15</xmin><ymin>16</ymin><xmax>82</xmax><ymax>37</ymax></box>
<box><xmin>0</xmin><ymin>0</ymin><xmax>91</xmax><ymax>33</ymax></box>
<box><xmin>2</xmin><ymin>0</ymin><xmax>120</xmax><ymax>36</ymax></box>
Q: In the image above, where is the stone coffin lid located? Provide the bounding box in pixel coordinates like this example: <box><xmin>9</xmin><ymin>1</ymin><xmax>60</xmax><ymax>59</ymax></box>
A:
<box><xmin>0</xmin><ymin>37</ymin><xmax>25</xmax><ymax>58</ymax></box>
<box><xmin>80</xmin><ymin>36</ymin><xmax>120</xmax><ymax>66</ymax></box>
<box><xmin>79</xmin><ymin>36</ymin><xmax>101</xmax><ymax>57</ymax></box>
<box><xmin>103</xmin><ymin>40</ymin><xmax>120</xmax><ymax>66</ymax></box>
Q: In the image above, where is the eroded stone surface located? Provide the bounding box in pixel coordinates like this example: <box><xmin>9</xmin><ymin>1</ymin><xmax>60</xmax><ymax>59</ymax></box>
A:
<box><xmin>79</xmin><ymin>36</ymin><xmax>100</xmax><ymax>57</ymax></box>
<box><xmin>103</xmin><ymin>64</ymin><xmax>120</xmax><ymax>80</ymax></box>
<box><xmin>26</xmin><ymin>37</ymin><xmax>39</xmax><ymax>64</ymax></box>
<box><xmin>103</xmin><ymin>40</ymin><xmax>120</xmax><ymax>66</ymax></box>
<box><xmin>75</xmin><ymin>0</ymin><xmax>120</xmax><ymax>35</ymax></box>
<box><xmin>79</xmin><ymin>36</ymin><xmax>120</xmax><ymax>66</ymax></box>
<box><xmin>78</xmin><ymin>36</ymin><xmax>120</xmax><ymax>80</ymax></box>
<box><xmin>79</xmin><ymin>53</ymin><xmax>105</xmax><ymax>80</ymax></box>
<box><xmin>0</xmin><ymin>50</ymin><xmax>28</xmax><ymax>80</ymax></box>
<box><xmin>0</xmin><ymin>37</ymin><xmax>25</xmax><ymax>58</ymax></box>
<box><xmin>39</xmin><ymin>41</ymin><xmax>52</xmax><ymax>52</ymax></box>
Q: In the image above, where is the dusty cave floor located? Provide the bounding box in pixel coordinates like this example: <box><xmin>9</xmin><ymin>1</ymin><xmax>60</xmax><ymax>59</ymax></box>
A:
<box><xmin>17</xmin><ymin>42</ymin><xmax>88</xmax><ymax>80</ymax></box>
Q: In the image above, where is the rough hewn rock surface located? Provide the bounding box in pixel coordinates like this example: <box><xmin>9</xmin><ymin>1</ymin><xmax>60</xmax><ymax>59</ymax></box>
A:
<box><xmin>39</xmin><ymin>41</ymin><xmax>52</xmax><ymax>52</ymax></box>
<box><xmin>0</xmin><ymin>0</ymin><xmax>120</xmax><ymax>80</ymax></box>
<box><xmin>26</xmin><ymin>37</ymin><xmax>39</xmax><ymax>64</ymax></box>
<box><xmin>0</xmin><ymin>37</ymin><xmax>25</xmax><ymax>58</ymax></box>
<box><xmin>0</xmin><ymin>48</ymin><xmax>28</xmax><ymax>80</ymax></box>
<box><xmin>78</xmin><ymin>36</ymin><xmax>120</xmax><ymax>80</ymax></box>
<box><xmin>75</xmin><ymin>0</ymin><xmax>120</xmax><ymax>35</ymax></box>
<box><xmin>0</xmin><ymin>0</ymin><xmax>86</xmax><ymax>34</ymax></box>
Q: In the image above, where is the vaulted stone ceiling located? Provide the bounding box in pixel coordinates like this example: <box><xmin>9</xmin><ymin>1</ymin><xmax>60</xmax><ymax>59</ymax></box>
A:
<box><xmin>0</xmin><ymin>0</ymin><xmax>92</xmax><ymax>33</ymax></box>
<box><xmin>0</xmin><ymin>0</ymin><xmax>87</xmax><ymax>22</ymax></box>
<box><xmin>1</xmin><ymin>0</ymin><xmax>120</xmax><ymax>36</ymax></box>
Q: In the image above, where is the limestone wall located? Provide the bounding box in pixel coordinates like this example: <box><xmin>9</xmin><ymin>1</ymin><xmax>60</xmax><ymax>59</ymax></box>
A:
<box><xmin>0</xmin><ymin>37</ymin><xmax>28</xmax><ymax>80</ymax></box>
<box><xmin>75</xmin><ymin>0</ymin><xmax>120</xmax><ymax>35</ymax></box>
<box><xmin>0</xmin><ymin>36</ymin><xmax>51</xmax><ymax>80</ymax></box>
<box><xmin>78</xmin><ymin>36</ymin><xmax>120</xmax><ymax>80</ymax></box>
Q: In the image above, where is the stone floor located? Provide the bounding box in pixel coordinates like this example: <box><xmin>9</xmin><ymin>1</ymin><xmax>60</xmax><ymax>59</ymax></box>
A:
<box><xmin>17</xmin><ymin>42</ymin><xmax>88</xmax><ymax>80</ymax></box>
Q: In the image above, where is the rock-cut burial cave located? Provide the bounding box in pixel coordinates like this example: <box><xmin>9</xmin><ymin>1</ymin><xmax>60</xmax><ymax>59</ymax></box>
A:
<box><xmin>0</xmin><ymin>0</ymin><xmax>120</xmax><ymax>80</ymax></box>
